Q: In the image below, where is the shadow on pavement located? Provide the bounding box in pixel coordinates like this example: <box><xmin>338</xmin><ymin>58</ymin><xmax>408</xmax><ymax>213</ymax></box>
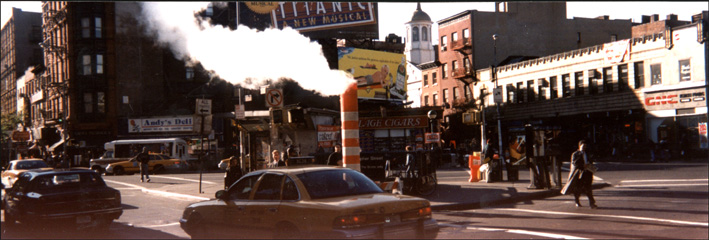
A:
<box><xmin>1</xmin><ymin>221</ymin><xmax>184</xmax><ymax>239</ymax></box>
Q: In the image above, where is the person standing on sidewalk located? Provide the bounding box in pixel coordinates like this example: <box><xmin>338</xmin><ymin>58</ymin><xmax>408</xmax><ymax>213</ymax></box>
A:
<box><xmin>327</xmin><ymin>144</ymin><xmax>343</xmax><ymax>166</ymax></box>
<box><xmin>224</xmin><ymin>156</ymin><xmax>243</xmax><ymax>189</ymax></box>
<box><xmin>562</xmin><ymin>140</ymin><xmax>597</xmax><ymax>208</ymax></box>
<box><xmin>133</xmin><ymin>147</ymin><xmax>151</xmax><ymax>182</ymax></box>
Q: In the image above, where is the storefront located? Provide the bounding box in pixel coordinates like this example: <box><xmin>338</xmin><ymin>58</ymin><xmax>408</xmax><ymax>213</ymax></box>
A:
<box><xmin>644</xmin><ymin>86</ymin><xmax>708</xmax><ymax>158</ymax></box>
<box><xmin>359</xmin><ymin>115</ymin><xmax>430</xmax><ymax>152</ymax></box>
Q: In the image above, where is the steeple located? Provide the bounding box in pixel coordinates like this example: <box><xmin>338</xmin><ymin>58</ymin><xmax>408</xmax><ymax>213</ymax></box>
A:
<box><xmin>405</xmin><ymin>2</ymin><xmax>435</xmax><ymax>65</ymax></box>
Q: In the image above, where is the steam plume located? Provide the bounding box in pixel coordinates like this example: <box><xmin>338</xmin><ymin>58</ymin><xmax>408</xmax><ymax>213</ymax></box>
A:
<box><xmin>139</xmin><ymin>2</ymin><xmax>354</xmax><ymax>96</ymax></box>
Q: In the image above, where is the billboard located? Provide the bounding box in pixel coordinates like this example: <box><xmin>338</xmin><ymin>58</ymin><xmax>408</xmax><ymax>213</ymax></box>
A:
<box><xmin>338</xmin><ymin>47</ymin><xmax>407</xmax><ymax>100</ymax></box>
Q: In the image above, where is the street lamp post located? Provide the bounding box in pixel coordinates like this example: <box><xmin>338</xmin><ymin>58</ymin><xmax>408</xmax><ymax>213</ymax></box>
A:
<box><xmin>492</xmin><ymin>34</ymin><xmax>505</xmax><ymax>182</ymax></box>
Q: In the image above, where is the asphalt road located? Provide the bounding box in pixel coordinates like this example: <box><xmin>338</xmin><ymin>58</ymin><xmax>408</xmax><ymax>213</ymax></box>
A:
<box><xmin>2</xmin><ymin>161</ymin><xmax>707</xmax><ymax>239</ymax></box>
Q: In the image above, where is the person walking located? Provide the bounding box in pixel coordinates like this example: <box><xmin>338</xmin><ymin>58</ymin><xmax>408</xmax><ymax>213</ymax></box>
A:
<box><xmin>133</xmin><ymin>147</ymin><xmax>151</xmax><ymax>182</ymax></box>
<box><xmin>405</xmin><ymin>146</ymin><xmax>416</xmax><ymax>178</ymax></box>
<box><xmin>224</xmin><ymin>156</ymin><xmax>243</xmax><ymax>189</ymax></box>
<box><xmin>327</xmin><ymin>144</ymin><xmax>343</xmax><ymax>166</ymax></box>
<box><xmin>561</xmin><ymin>140</ymin><xmax>597</xmax><ymax>208</ymax></box>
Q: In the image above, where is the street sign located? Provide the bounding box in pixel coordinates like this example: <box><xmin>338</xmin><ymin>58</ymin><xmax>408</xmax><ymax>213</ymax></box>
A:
<box><xmin>425</xmin><ymin>132</ymin><xmax>440</xmax><ymax>144</ymax></box>
<box><xmin>265</xmin><ymin>88</ymin><xmax>283</xmax><ymax>108</ymax></box>
<box><xmin>235</xmin><ymin>104</ymin><xmax>245</xmax><ymax>120</ymax></box>
<box><xmin>196</xmin><ymin>99</ymin><xmax>212</xmax><ymax>115</ymax></box>
<box><xmin>11</xmin><ymin>131</ymin><xmax>31</xmax><ymax>141</ymax></box>
<box><xmin>493</xmin><ymin>87</ymin><xmax>503</xmax><ymax>104</ymax></box>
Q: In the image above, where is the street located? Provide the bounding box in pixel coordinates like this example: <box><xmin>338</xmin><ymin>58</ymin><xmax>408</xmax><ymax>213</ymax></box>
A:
<box><xmin>2</xmin><ymin>161</ymin><xmax>707</xmax><ymax>239</ymax></box>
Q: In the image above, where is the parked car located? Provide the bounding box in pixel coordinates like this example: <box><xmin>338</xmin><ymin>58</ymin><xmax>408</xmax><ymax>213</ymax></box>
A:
<box><xmin>3</xmin><ymin>168</ymin><xmax>123</xmax><ymax>231</ymax></box>
<box><xmin>179</xmin><ymin>166</ymin><xmax>439</xmax><ymax>239</ymax></box>
<box><xmin>2</xmin><ymin>159</ymin><xmax>53</xmax><ymax>188</ymax></box>
<box><xmin>104</xmin><ymin>154</ymin><xmax>183</xmax><ymax>175</ymax></box>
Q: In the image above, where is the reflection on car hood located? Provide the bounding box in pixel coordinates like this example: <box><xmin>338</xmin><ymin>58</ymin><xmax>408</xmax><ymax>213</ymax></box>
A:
<box><xmin>311</xmin><ymin>193</ymin><xmax>430</xmax><ymax>212</ymax></box>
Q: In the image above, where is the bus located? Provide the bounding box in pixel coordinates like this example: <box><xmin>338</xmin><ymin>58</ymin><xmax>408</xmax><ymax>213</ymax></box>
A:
<box><xmin>101</xmin><ymin>138</ymin><xmax>192</xmax><ymax>161</ymax></box>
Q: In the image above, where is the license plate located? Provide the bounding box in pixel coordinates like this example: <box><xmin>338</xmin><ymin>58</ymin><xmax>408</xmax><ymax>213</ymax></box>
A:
<box><xmin>76</xmin><ymin>215</ymin><xmax>91</xmax><ymax>224</ymax></box>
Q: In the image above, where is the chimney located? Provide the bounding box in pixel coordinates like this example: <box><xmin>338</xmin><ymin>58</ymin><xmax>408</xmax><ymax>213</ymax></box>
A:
<box><xmin>666</xmin><ymin>14</ymin><xmax>678</xmax><ymax>21</ymax></box>
<box><xmin>652</xmin><ymin>14</ymin><xmax>659</xmax><ymax>22</ymax></box>
<box><xmin>642</xmin><ymin>15</ymin><xmax>651</xmax><ymax>23</ymax></box>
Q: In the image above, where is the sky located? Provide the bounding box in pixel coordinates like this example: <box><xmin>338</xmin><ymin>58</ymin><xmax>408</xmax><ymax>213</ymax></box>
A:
<box><xmin>3</xmin><ymin>1</ymin><xmax>707</xmax><ymax>44</ymax></box>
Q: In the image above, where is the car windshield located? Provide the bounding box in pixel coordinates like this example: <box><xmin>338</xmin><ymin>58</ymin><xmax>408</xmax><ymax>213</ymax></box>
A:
<box><xmin>296</xmin><ymin>169</ymin><xmax>383</xmax><ymax>199</ymax></box>
<box><xmin>15</xmin><ymin>160</ymin><xmax>48</xmax><ymax>170</ymax></box>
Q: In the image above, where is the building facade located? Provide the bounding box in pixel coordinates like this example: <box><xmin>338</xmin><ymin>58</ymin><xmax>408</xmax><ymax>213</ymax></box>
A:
<box><xmin>1</xmin><ymin>8</ymin><xmax>43</xmax><ymax>117</ymax></box>
<box><xmin>472</xmin><ymin>16</ymin><xmax>707</xmax><ymax>159</ymax></box>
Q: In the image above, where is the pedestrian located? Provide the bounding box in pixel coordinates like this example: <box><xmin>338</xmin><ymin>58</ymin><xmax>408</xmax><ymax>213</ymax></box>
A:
<box><xmin>132</xmin><ymin>147</ymin><xmax>151</xmax><ymax>182</ymax></box>
<box><xmin>224</xmin><ymin>156</ymin><xmax>243</xmax><ymax>189</ymax></box>
<box><xmin>561</xmin><ymin>140</ymin><xmax>597</xmax><ymax>208</ymax></box>
<box><xmin>405</xmin><ymin>146</ymin><xmax>416</xmax><ymax>178</ymax></box>
<box><xmin>270</xmin><ymin>150</ymin><xmax>284</xmax><ymax>168</ymax></box>
<box><xmin>327</xmin><ymin>144</ymin><xmax>343</xmax><ymax>166</ymax></box>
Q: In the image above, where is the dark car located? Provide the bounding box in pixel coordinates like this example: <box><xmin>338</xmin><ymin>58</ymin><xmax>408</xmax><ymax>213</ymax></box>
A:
<box><xmin>180</xmin><ymin>166</ymin><xmax>438</xmax><ymax>239</ymax></box>
<box><xmin>3</xmin><ymin>168</ymin><xmax>123</xmax><ymax>231</ymax></box>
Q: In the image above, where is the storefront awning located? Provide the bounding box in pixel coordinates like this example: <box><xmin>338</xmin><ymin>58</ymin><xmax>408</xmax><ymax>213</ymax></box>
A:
<box><xmin>48</xmin><ymin>138</ymin><xmax>65</xmax><ymax>152</ymax></box>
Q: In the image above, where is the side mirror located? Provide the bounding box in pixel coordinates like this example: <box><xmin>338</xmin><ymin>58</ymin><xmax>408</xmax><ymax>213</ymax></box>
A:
<box><xmin>215</xmin><ymin>190</ymin><xmax>228</xmax><ymax>200</ymax></box>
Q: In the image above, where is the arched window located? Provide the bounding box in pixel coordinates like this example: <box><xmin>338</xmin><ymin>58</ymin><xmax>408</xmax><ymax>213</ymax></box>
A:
<box><xmin>422</xmin><ymin>26</ymin><xmax>428</xmax><ymax>41</ymax></box>
<box><xmin>412</xmin><ymin>27</ymin><xmax>419</xmax><ymax>41</ymax></box>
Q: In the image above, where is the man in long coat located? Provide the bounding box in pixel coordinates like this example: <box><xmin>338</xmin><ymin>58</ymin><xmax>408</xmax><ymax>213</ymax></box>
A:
<box><xmin>561</xmin><ymin>140</ymin><xmax>597</xmax><ymax>208</ymax></box>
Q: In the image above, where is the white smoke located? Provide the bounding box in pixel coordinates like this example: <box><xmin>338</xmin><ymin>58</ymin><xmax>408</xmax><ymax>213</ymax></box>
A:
<box><xmin>138</xmin><ymin>2</ymin><xmax>354</xmax><ymax>96</ymax></box>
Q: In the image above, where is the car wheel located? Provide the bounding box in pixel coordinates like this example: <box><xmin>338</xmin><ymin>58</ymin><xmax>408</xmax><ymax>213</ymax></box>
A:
<box><xmin>114</xmin><ymin>166</ymin><xmax>125</xmax><ymax>175</ymax></box>
<box><xmin>274</xmin><ymin>222</ymin><xmax>300</xmax><ymax>239</ymax></box>
<box><xmin>153</xmin><ymin>165</ymin><xmax>165</xmax><ymax>174</ymax></box>
<box><xmin>415</xmin><ymin>174</ymin><xmax>437</xmax><ymax>196</ymax></box>
<box><xmin>93</xmin><ymin>217</ymin><xmax>113</xmax><ymax>232</ymax></box>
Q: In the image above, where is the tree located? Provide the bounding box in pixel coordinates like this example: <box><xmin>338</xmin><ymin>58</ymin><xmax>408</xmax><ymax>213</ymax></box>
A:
<box><xmin>1</xmin><ymin>113</ymin><xmax>22</xmax><ymax>141</ymax></box>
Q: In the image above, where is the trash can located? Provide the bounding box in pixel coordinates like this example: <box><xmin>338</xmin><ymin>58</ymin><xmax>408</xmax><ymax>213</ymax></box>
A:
<box><xmin>468</xmin><ymin>152</ymin><xmax>482</xmax><ymax>182</ymax></box>
<box><xmin>506</xmin><ymin>158</ymin><xmax>519</xmax><ymax>181</ymax></box>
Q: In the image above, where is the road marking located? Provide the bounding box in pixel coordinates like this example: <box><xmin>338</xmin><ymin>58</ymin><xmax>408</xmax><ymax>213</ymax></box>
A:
<box><xmin>104</xmin><ymin>179</ymin><xmax>210</xmax><ymax>202</ymax></box>
<box><xmin>439</xmin><ymin>223</ymin><xmax>589</xmax><ymax>239</ymax></box>
<box><xmin>143</xmin><ymin>222</ymin><xmax>181</xmax><ymax>228</ymax></box>
<box><xmin>616</xmin><ymin>183</ymin><xmax>708</xmax><ymax>188</ymax></box>
<box><xmin>149</xmin><ymin>175</ymin><xmax>217</xmax><ymax>184</ymax></box>
<box><xmin>620</xmin><ymin>179</ymin><xmax>708</xmax><ymax>183</ymax></box>
<box><xmin>496</xmin><ymin>208</ymin><xmax>709</xmax><ymax>227</ymax></box>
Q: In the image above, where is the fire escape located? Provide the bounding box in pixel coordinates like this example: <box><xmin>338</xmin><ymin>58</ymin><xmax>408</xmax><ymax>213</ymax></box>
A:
<box><xmin>450</xmin><ymin>37</ymin><xmax>483</xmax><ymax>125</ymax></box>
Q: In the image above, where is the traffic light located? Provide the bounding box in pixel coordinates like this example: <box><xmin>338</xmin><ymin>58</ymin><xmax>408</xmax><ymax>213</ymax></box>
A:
<box><xmin>57</xmin><ymin>113</ymin><xmax>64</xmax><ymax>123</ymax></box>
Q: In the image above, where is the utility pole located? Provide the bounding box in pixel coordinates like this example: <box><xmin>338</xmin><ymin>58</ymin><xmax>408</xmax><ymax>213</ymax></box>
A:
<box><xmin>492</xmin><ymin>34</ymin><xmax>505</xmax><ymax>182</ymax></box>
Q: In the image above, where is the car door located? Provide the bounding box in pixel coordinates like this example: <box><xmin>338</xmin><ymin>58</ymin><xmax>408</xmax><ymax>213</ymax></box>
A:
<box><xmin>244</xmin><ymin>173</ymin><xmax>285</xmax><ymax>238</ymax></box>
<box><xmin>215</xmin><ymin>174</ymin><xmax>260</xmax><ymax>238</ymax></box>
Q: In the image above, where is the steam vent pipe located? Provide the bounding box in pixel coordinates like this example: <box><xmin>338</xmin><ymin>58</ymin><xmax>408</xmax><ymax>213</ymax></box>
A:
<box><xmin>341</xmin><ymin>82</ymin><xmax>361</xmax><ymax>171</ymax></box>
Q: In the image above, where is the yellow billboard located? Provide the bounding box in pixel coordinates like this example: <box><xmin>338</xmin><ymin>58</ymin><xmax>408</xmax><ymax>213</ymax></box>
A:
<box><xmin>338</xmin><ymin>47</ymin><xmax>407</xmax><ymax>100</ymax></box>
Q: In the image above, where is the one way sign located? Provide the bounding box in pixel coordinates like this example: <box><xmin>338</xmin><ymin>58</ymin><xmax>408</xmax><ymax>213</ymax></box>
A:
<box><xmin>196</xmin><ymin>99</ymin><xmax>212</xmax><ymax>115</ymax></box>
<box><xmin>266</xmin><ymin>89</ymin><xmax>283</xmax><ymax>108</ymax></box>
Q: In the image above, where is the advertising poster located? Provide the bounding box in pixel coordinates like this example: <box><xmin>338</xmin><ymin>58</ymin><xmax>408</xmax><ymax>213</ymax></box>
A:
<box><xmin>271</xmin><ymin>2</ymin><xmax>376</xmax><ymax>32</ymax></box>
<box><xmin>317</xmin><ymin>125</ymin><xmax>340</xmax><ymax>147</ymax></box>
<box><xmin>338</xmin><ymin>47</ymin><xmax>407</xmax><ymax>100</ymax></box>
<box><xmin>699</xmin><ymin>122</ymin><xmax>708</xmax><ymax>149</ymax></box>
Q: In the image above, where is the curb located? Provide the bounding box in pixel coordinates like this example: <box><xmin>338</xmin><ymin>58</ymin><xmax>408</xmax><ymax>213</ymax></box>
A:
<box><xmin>431</xmin><ymin>182</ymin><xmax>611</xmax><ymax>211</ymax></box>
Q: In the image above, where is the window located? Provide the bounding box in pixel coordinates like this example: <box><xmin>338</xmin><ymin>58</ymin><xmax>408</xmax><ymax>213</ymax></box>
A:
<box><xmin>412</xmin><ymin>27</ymin><xmax>419</xmax><ymax>41</ymax></box>
<box><xmin>463</xmin><ymin>28</ymin><xmax>469</xmax><ymax>39</ymax></box>
<box><xmin>618</xmin><ymin>64</ymin><xmax>628</xmax><ymax>91</ymax></box>
<box><xmin>679</xmin><ymin>59</ymin><xmax>691</xmax><ymax>81</ymax></box>
<box><xmin>538</xmin><ymin>78</ymin><xmax>548</xmax><ymax>100</ymax></box>
<box><xmin>432</xmin><ymin>94</ymin><xmax>438</xmax><ymax>106</ymax></box>
<box><xmin>254</xmin><ymin>174</ymin><xmax>284</xmax><ymax>200</ymax></box>
<box><xmin>95</xmin><ymin>17</ymin><xmax>102</xmax><ymax>38</ymax></box>
<box><xmin>452</xmin><ymin>60</ymin><xmax>458</xmax><ymax>74</ymax></box>
<box><xmin>441</xmin><ymin>36</ymin><xmax>447</xmax><ymax>50</ymax></box>
<box><xmin>443</xmin><ymin>89</ymin><xmax>449</xmax><ymax>105</ymax></box>
<box><xmin>424</xmin><ymin>95</ymin><xmax>429</xmax><ymax>106</ymax></box>
<box><xmin>206</xmin><ymin>4</ymin><xmax>213</xmax><ymax>16</ymax></box>
<box><xmin>97</xmin><ymin>92</ymin><xmax>105</xmax><ymax>113</ymax></box>
<box><xmin>611</xmin><ymin>34</ymin><xmax>617</xmax><ymax>41</ymax></box>
<box><xmin>562</xmin><ymin>74</ymin><xmax>571</xmax><ymax>97</ymax></box>
<box><xmin>588</xmin><ymin>70</ymin><xmax>599</xmax><ymax>94</ymax></box>
<box><xmin>464</xmin><ymin>58</ymin><xmax>471</xmax><ymax>72</ymax></box>
<box><xmin>603</xmin><ymin>67</ymin><xmax>613</xmax><ymax>93</ymax></box>
<box><xmin>453</xmin><ymin>87</ymin><xmax>460</xmax><ymax>101</ymax></box>
<box><xmin>84</xmin><ymin>93</ymin><xmax>93</xmax><ymax>113</ymax></box>
<box><xmin>422</xmin><ymin>27</ymin><xmax>428</xmax><ymax>41</ymax></box>
<box><xmin>464</xmin><ymin>87</ymin><xmax>471</xmax><ymax>100</ymax></box>
<box><xmin>432</xmin><ymin>72</ymin><xmax>437</xmax><ymax>85</ymax></box>
<box><xmin>452</xmin><ymin>32</ymin><xmax>458</xmax><ymax>41</ymax></box>
<box><xmin>81</xmin><ymin>18</ymin><xmax>90</xmax><ymax>38</ymax></box>
<box><xmin>633</xmin><ymin>61</ymin><xmax>644</xmax><ymax>89</ymax></box>
<box><xmin>516</xmin><ymin>82</ymin><xmax>525</xmax><ymax>103</ymax></box>
<box><xmin>527</xmin><ymin>80</ymin><xmax>535</xmax><ymax>102</ymax></box>
<box><xmin>423</xmin><ymin>74</ymin><xmax>428</xmax><ymax>86</ymax></box>
<box><xmin>282</xmin><ymin>177</ymin><xmax>299</xmax><ymax>201</ymax></box>
<box><xmin>442</xmin><ymin>63</ymin><xmax>447</xmax><ymax>79</ymax></box>
<box><xmin>96</xmin><ymin>54</ymin><xmax>103</xmax><ymax>74</ymax></box>
<box><xmin>650</xmin><ymin>63</ymin><xmax>661</xmax><ymax>85</ymax></box>
<box><xmin>506</xmin><ymin>84</ymin><xmax>515</xmax><ymax>103</ymax></box>
<box><xmin>186</xmin><ymin>67</ymin><xmax>195</xmax><ymax>80</ymax></box>
<box><xmin>574</xmin><ymin>72</ymin><xmax>584</xmax><ymax>96</ymax></box>
<box><xmin>82</xmin><ymin>55</ymin><xmax>92</xmax><ymax>75</ymax></box>
<box><xmin>549</xmin><ymin>76</ymin><xmax>558</xmax><ymax>99</ymax></box>
<box><xmin>229</xmin><ymin>175</ymin><xmax>261</xmax><ymax>200</ymax></box>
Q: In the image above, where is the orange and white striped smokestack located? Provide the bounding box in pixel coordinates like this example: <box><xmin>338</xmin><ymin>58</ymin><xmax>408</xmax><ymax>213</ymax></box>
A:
<box><xmin>341</xmin><ymin>82</ymin><xmax>360</xmax><ymax>171</ymax></box>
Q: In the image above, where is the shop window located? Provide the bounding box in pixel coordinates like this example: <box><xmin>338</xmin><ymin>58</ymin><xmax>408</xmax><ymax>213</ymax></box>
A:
<box><xmin>527</xmin><ymin>80</ymin><xmax>535</xmax><ymax>102</ymax></box>
<box><xmin>574</xmin><ymin>71</ymin><xmax>584</xmax><ymax>96</ymax></box>
<box><xmin>633</xmin><ymin>61</ymin><xmax>644</xmax><ymax>88</ymax></box>
<box><xmin>538</xmin><ymin>78</ymin><xmax>548</xmax><ymax>100</ymax></box>
<box><xmin>506</xmin><ymin>84</ymin><xmax>515</xmax><ymax>104</ymax></box>
<box><xmin>679</xmin><ymin>59</ymin><xmax>691</xmax><ymax>82</ymax></box>
<box><xmin>562</xmin><ymin>74</ymin><xmax>571</xmax><ymax>97</ymax></box>
<box><xmin>516</xmin><ymin>82</ymin><xmax>525</xmax><ymax>103</ymax></box>
<box><xmin>549</xmin><ymin>76</ymin><xmax>558</xmax><ymax>99</ymax></box>
<box><xmin>603</xmin><ymin>67</ymin><xmax>613</xmax><ymax>93</ymax></box>
<box><xmin>650</xmin><ymin>63</ymin><xmax>662</xmax><ymax>85</ymax></box>
<box><xmin>618</xmin><ymin>64</ymin><xmax>628</xmax><ymax>91</ymax></box>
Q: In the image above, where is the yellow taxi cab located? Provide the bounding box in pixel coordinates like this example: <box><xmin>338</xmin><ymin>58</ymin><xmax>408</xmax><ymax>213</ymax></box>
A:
<box><xmin>2</xmin><ymin>159</ymin><xmax>53</xmax><ymax>188</ymax></box>
<box><xmin>180</xmin><ymin>166</ymin><xmax>439</xmax><ymax>239</ymax></box>
<box><xmin>104</xmin><ymin>154</ymin><xmax>182</xmax><ymax>175</ymax></box>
